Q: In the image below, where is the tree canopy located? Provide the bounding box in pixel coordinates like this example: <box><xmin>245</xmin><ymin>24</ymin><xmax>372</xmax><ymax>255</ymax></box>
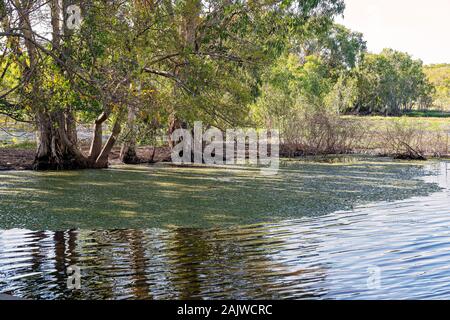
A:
<box><xmin>0</xmin><ymin>0</ymin><xmax>444</xmax><ymax>170</ymax></box>
<box><xmin>424</xmin><ymin>64</ymin><xmax>450</xmax><ymax>111</ymax></box>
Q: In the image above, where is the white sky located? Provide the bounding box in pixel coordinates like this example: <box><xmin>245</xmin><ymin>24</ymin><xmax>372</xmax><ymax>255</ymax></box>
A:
<box><xmin>336</xmin><ymin>0</ymin><xmax>450</xmax><ymax>64</ymax></box>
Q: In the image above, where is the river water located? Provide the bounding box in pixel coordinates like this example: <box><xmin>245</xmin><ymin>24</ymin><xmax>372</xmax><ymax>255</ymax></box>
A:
<box><xmin>0</xmin><ymin>159</ymin><xmax>448</xmax><ymax>299</ymax></box>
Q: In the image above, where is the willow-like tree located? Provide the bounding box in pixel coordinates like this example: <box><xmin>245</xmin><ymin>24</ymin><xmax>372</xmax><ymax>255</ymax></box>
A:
<box><xmin>0</xmin><ymin>0</ymin><xmax>345</xmax><ymax>170</ymax></box>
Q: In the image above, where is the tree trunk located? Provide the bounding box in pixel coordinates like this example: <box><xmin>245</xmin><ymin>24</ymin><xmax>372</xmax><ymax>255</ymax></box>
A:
<box><xmin>120</xmin><ymin>105</ymin><xmax>140</xmax><ymax>164</ymax></box>
<box><xmin>32</xmin><ymin>0</ymin><xmax>90</xmax><ymax>170</ymax></box>
<box><xmin>120</xmin><ymin>140</ymin><xmax>139</xmax><ymax>164</ymax></box>
<box><xmin>167</xmin><ymin>114</ymin><xmax>187</xmax><ymax>148</ymax></box>
<box><xmin>94</xmin><ymin>117</ymin><xmax>122</xmax><ymax>168</ymax></box>
<box><xmin>65</xmin><ymin>109</ymin><xmax>78</xmax><ymax>144</ymax></box>
<box><xmin>34</xmin><ymin>111</ymin><xmax>89</xmax><ymax>170</ymax></box>
<box><xmin>34</xmin><ymin>110</ymin><xmax>124</xmax><ymax>170</ymax></box>
<box><xmin>88</xmin><ymin>112</ymin><xmax>107</xmax><ymax>162</ymax></box>
<box><xmin>166</xmin><ymin>0</ymin><xmax>200</xmax><ymax>150</ymax></box>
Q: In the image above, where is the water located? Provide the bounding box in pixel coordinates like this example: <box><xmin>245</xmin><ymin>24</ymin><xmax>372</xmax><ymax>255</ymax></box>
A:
<box><xmin>0</xmin><ymin>120</ymin><xmax>34</xmax><ymax>145</ymax></box>
<box><xmin>0</xmin><ymin>117</ymin><xmax>108</xmax><ymax>146</ymax></box>
<box><xmin>0</xmin><ymin>158</ymin><xmax>441</xmax><ymax>230</ymax></box>
<box><xmin>0</xmin><ymin>159</ymin><xmax>448</xmax><ymax>299</ymax></box>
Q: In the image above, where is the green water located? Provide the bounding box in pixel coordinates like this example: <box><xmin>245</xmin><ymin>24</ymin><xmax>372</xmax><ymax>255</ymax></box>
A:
<box><xmin>0</xmin><ymin>157</ymin><xmax>441</xmax><ymax>230</ymax></box>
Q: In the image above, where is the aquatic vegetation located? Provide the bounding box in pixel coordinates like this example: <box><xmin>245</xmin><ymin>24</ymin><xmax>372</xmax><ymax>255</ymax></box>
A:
<box><xmin>0</xmin><ymin>161</ymin><xmax>448</xmax><ymax>300</ymax></box>
<box><xmin>0</xmin><ymin>157</ymin><xmax>442</xmax><ymax>230</ymax></box>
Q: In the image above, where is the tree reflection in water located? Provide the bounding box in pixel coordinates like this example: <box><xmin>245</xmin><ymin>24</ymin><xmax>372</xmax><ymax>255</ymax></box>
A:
<box><xmin>0</xmin><ymin>162</ymin><xmax>448</xmax><ymax>300</ymax></box>
<box><xmin>0</xmin><ymin>226</ymin><xmax>329</xmax><ymax>300</ymax></box>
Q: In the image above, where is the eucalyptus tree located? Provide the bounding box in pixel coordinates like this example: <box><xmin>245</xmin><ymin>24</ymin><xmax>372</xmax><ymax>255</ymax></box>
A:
<box><xmin>0</xmin><ymin>0</ymin><xmax>346</xmax><ymax>169</ymax></box>
<box><xmin>0</xmin><ymin>0</ymin><xmax>155</xmax><ymax>169</ymax></box>
<box><xmin>352</xmin><ymin>49</ymin><xmax>434</xmax><ymax>115</ymax></box>
<box><xmin>295</xmin><ymin>24</ymin><xmax>366</xmax><ymax>74</ymax></box>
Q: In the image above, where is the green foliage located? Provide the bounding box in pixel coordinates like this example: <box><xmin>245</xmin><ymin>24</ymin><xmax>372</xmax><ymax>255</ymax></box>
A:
<box><xmin>294</xmin><ymin>23</ymin><xmax>366</xmax><ymax>75</ymax></box>
<box><xmin>251</xmin><ymin>20</ymin><xmax>367</xmax><ymax>129</ymax></box>
<box><xmin>1</xmin><ymin>0</ymin><xmax>447</xmax><ymax>158</ymax></box>
<box><xmin>250</xmin><ymin>53</ymin><xmax>358</xmax><ymax>152</ymax></box>
<box><xmin>403</xmin><ymin>110</ymin><xmax>450</xmax><ymax>118</ymax></box>
<box><xmin>0</xmin><ymin>0</ymin><xmax>345</xmax><ymax>127</ymax></box>
<box><xmin>424</xmin><ymin>64</ymin><xmax>450</xmax><ymax>110</ymax></box>
<box><xmin>350</xmin><ymin>49</ymin><xmax>434</xmax><ymax>115</ymax></box>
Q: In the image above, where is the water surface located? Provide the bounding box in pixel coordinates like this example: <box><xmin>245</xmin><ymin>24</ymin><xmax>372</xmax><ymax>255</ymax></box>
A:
<box><xmin>0</xmin><ymin>157</ymin><xmax>441</xmax><ymax>229</ymax></box>
<box><xmin>0</xmin><ymin>159</ymin><xmax>449</xmax><ymax>299</ymax></box>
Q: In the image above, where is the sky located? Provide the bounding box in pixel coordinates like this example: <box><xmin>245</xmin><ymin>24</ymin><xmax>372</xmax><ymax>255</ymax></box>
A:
<box><xmin>336</xmin><ymin>0</ymin><xmax>450</xmax><ymax>64</ymax></box>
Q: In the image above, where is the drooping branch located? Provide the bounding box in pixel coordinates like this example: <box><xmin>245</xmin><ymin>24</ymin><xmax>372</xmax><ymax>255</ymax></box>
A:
<box><xmin>0</xmin><ymin>31</ymin><xmax>92</xmax><ymax>85</ymax></box>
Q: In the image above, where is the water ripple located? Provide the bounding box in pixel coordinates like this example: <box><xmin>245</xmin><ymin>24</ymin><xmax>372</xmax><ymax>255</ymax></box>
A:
<box><xmin>0</xmin><ymin>162</ymin><xmax>449</xmax><ymax>299</ymax></box>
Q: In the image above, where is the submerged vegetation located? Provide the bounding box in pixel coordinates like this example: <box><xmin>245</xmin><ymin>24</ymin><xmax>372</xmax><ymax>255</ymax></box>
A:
<box><xmin>0</xmin><ymin>0</ymin><xmax>449</xmax><ymax>302</ymax></box>
<box><xmin>0</xmin><ymin>158</ymin><xmax>441</xmax><ymax>230</ymax></box>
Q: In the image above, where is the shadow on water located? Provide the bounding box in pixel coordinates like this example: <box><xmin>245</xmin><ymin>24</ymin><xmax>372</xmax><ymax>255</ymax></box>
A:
<box><xmin>0</xmin><ymin>160</ymin><xmax>448</xmax><ymax>300</ymax></box>
<box><xmin>0</xmin><ymin>157</ymin><xmax>443</xmax><ymax>230</ymax></box>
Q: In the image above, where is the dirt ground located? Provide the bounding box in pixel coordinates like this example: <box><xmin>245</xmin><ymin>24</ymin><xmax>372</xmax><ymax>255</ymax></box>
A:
<box><xmin>0</xmin><ymin>146</ymin><xmax>172</xmax><ymax>171</ymax></box>
<box><xmin>0</xmin><ymin>148</ymin><xmax>35</xmax><ymax>170</ymax></box>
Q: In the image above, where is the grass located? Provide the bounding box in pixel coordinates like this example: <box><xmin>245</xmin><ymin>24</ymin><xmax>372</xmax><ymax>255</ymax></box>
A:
<box><xmin>0</xmin><ymin>141</ymin><xmax>36</xmax><ymax>149</ymax></box>
<box><xmin>403</xmin><ymin>110</ymin><xmax>450</xmax><ymax>118</ymax></box>
<box><xmin>342</xmin><ymin>114</ymin><xmax>450</xmax><ymax>132</ymax></box>
<box><xmin>340</xmin><ymin>114</ymin><xmax>450</xmax><ymax>158</ymax></box>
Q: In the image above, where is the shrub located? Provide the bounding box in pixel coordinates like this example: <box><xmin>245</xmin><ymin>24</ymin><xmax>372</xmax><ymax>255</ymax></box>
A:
<box><xmin>379</xmin><ymin>120</ymin><xmax>449</xmax><ymax>159</ymax></box>
<box><xmin>279</xmin><ymin>106</ymin><xmax>365</xmax><ymax>156</ymax></box>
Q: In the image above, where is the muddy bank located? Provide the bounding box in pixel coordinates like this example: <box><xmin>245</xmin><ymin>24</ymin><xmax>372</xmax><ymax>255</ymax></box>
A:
<box><xmin>0</xmin><ymin>149</ymin><xmax>34</xmax><ymax>170</ymax></box>
<box><xmin>0</xmin><ymin>146</ymin><xmax>172</xmax><ymax>171</ymax></box>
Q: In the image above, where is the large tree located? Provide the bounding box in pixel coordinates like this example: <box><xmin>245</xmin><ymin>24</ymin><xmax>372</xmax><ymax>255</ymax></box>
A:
<box><xmin>351</xmin><ymin>49</ymin><xmax>434</xmax><ymax>115</ymax></box>
<box><xmin>0</xmin><ymin>0</ymin><xmax>345</xmax><ymax>170</ymax></box>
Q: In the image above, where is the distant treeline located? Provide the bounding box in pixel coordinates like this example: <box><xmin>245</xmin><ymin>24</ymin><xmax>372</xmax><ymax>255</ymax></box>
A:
<box><xmin>253</xmin><ymin>46</ymin><xmax>441</xmax><ymax>122</ymax></box>
<box><xmin>424</xmin><ymin>64</ymin><xmax>450</xmax><ymax>111</ymax></box>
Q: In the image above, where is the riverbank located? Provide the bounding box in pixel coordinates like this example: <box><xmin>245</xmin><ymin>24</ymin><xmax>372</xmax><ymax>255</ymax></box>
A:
<box><xmin>1</xmin><ymin>144</ymin><xmax>449</xmax><ymax>171</ymax></box>
<box><xmin>1</xmin><ymin>113</ymin><xmax>449</xmax><ymax>170</ymax></box>
<box><xmin>0</xmin><ymin>146</ymin><xmax>172</xmax><ymax>171</ymax></box>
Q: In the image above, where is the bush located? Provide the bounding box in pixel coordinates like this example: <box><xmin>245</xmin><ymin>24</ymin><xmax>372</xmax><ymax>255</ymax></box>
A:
<box><xmin>279</xmin><ymin>106</ymin><xmax>365</xmax><ymax>156</ymax></box>
<box><xmin>379</xmin><ymin>120</ymin><xmax>449</xmax><ymax>159</ymax></box>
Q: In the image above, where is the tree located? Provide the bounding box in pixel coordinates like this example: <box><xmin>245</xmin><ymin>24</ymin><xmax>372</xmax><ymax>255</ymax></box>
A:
<box><xmin>295</xmin><ymin>23</ymin><xmax>366</xmax><ymax>75</ymax></box>
<box><xmin>351</xmin><ymin>49</ymin><xmax>434</xmax><ymax>115</ymax></box>
<box><xmin>0</xmin><ymin>0</ymin><xmax>346</xmax><ymax>170</ymax></box>
<box><xmin>424</xmin><ymin>64</ymin><xmax>450</xmax><ymax>110</ymax></box>
<box><xmin>251</xmin><ymin>53</ymin><xmax>334</xmax><ymax>134</ymax></box>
